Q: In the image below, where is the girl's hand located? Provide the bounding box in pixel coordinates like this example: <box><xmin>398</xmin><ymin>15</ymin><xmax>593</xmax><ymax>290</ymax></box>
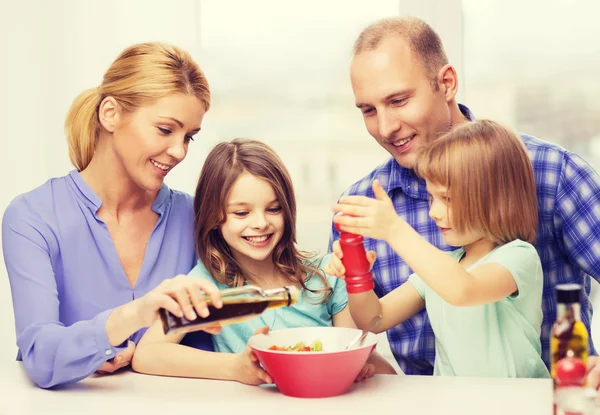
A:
<box><xmin>355</xmin><ymin>362</ymin><xmax>375</xmax><ymax>382</ymax></box>
<box><xmin>332</xmin><ymin>179</ymin><xmax>403</xmax><ymax>242</ymax></box>
<box><xmin>133</xmin><ymin>275</ymin><xmax>223</xmax><ymax>328</ymax></box>
<box><xmin>584</xmin><ymin>356</ymin><xmax>600</xmax><ymax>403</ymax></box>
<box><xmin>324</xmin><ymin>241</ymin><xmax>376</xmax><ymax>279</ymax></box>
<box><xmin>324</xmin><ymin>241</ymin><xmax>346</xmax><ymax>279</ymax></box>
<box><xmin>234</xmin><ymin>326</ymin><xmax>273</xmax><ymax>385</ymax></box>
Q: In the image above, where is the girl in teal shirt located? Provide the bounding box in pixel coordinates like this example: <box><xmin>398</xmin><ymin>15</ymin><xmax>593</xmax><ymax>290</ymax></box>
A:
<box><xmin>328</xmin><ymin>120</ymin><xmax>550</xmax><ymax>378</ymax></box>
<box><xmin>133</xmin><ymin>139</ymin><xmax>396</xmax><ymax>384</ymax></box>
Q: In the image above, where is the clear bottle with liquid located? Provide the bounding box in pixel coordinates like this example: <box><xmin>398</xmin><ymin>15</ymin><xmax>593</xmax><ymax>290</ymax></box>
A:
<box><xmin>159</xmin><ymin>285</ymin><xmax>300</xmax><ymax>336</ymax></box>
<box><xmin>551</xmin><ymin>284</ymin><xmax>594</xmax><ymax>414</ymax></box>
<box><xmin>551</xmin><ymin>284</ymin><xmax>588</xmax><ymax>385</ymax></box>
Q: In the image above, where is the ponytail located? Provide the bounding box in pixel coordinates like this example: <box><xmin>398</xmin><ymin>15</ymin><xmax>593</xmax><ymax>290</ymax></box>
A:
<box><xmin>64</xmin><ymin>88</ymin><xmax>101</xmax><ymax>171</ymax></box>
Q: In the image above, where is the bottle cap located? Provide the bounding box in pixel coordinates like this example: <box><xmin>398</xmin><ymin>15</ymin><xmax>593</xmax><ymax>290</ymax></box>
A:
<box><xmin>556</xmin><ymin>284</ymin><xmax>582</xmax><ymax>304</ymax></box>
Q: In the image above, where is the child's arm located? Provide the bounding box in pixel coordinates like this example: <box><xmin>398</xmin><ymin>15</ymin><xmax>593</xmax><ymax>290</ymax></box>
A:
<box><xmin>333</xmin><ymin>180</ymin><xmax>518</xmax><ymax>307</ymax></box>
<box><xmin>385</xmin><ymin>222</ymin><xmax>517</xmax><ymax>307</ymax></box>
<box><xmin>332</xmin><ymin>307</ymin><xmax>397</xmax><ymax>376</ymax></box>
<box><xmin>367</xmin><ymin>284</ymin><xmax>426</xmax><ymax>333</ymax></box>
<box><xmin>132</xmin><ymin>320</ymin><xmax>271</xmax><ymax>385</ymax></box>
<box><xmin>326</xmin><ymin>243</ymin><xmax>425</xmax><ymax>333</ymax></box>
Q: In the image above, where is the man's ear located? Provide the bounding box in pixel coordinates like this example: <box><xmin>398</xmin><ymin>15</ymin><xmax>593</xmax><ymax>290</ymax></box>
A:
<box><xmin>437</xmin><ymin>64</ymin><xmax>458</xmax><ymax>102</ymax></box>
<box><xmin>98</xmin><ymin>96</ymin><xmax>120</xmax><ymax>133</ymax></box>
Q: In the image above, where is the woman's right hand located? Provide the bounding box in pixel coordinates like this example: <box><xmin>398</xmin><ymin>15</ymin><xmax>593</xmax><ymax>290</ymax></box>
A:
<box><xmin>324</xmin><ymin>240</ymin><xmax>377</xmax><ymax>279</ymax></box>
<box><xmin>233</xmin><ymin>326</ymin><xmax>273</xmax><ymax>385</ymax></box>
<box><xmin>133</xmin><ymin>275</ymin><xmax>223</xmax><ymax>328</ymax></box>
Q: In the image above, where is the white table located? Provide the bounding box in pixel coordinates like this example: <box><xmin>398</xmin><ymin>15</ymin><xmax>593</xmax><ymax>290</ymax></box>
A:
<box><xmin>0</xmin><ymin>362</ymin><xmax>553</xmax><ymax>415</ymax></box>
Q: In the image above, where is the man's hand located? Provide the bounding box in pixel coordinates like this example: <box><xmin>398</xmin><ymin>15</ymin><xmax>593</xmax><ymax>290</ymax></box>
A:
<box><xmin>96</xmin><ymin>340</ymin><xmax>136</xmax><ymax>374</ymax></box>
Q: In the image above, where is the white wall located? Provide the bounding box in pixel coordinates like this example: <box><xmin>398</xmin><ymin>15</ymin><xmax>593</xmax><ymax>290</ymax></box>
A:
<box><xmin>0</xmin><ymin>0</ymin><xmax>205</xmax><ymax>364</ymax></box>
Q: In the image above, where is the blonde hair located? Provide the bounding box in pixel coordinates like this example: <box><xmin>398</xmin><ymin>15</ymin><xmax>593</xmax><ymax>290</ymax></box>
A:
<box><xmin>194</xmin><ymin>138</ymin><xmax>332</xmax><ymax>304</ymax></box>
<box><xmin>353</xmin><ymin>16</ymin><xmax>448</xmax><ymax>90</ymax></box>
<box><xmin>415</xmin><ymin>120</ymin><xmax>538</xmax><ymax>244</ymax></box>
<box><xmin>64</xmin><ymin>43</ymin><xmax>210</xmax><ymax>171</ymax></box>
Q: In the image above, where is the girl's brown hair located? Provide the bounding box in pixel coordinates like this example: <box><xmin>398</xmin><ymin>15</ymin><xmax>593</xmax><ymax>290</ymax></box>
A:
<box><xmin>65</xmin><ymin>42</ymin><xmax>210</xmax><ymax>171</ymax></box>
<box><xmin>194</xmin><ymin>138</ymin><xmax>332</xmax><ymax>303</ymax></box>
<box><xmin>415</xmin><ymin>119</ymin><xmax>538</xmax><ymax>244</ymax></box>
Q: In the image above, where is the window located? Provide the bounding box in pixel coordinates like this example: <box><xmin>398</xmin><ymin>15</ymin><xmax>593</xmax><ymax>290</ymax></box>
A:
<box><xmin>195</xmin><ymin>0</ymin><xmax>402</xmax><ymax>251</ymax></box>
<box><xmin>463</xmin><ymin>0</ymin><xmax>600</xmax><ymax>170</ymax></box>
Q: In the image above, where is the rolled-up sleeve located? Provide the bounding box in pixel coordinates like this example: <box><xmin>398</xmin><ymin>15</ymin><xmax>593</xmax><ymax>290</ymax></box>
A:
<box><xmin>2</xmin><ymin>199</ymin><xmax>127</xmax><ymax>388</ymax></box>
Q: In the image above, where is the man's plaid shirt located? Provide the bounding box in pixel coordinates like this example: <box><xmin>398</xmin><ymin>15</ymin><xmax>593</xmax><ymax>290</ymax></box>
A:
<box><xmin>328</xmin><ymin>105</ymin><xmax>600</xmax><ymax>375</ymax></box>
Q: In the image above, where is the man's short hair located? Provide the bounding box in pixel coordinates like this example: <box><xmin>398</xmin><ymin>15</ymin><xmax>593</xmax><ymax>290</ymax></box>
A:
<box><xmin>353</xmin><ymin>17</ymin><xmax>449</xmax><ymax>90</ymax></box>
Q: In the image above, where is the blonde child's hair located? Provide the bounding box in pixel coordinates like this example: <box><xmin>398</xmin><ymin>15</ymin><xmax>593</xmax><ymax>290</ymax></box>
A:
<box><xmin>415</xmin><ymin>119</ymin><xmax>538</xmax><ymax>244</ymax></box>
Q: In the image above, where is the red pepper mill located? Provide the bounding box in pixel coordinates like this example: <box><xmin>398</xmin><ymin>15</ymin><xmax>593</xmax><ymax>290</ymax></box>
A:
<box><xmin>334</xmin><ymin>215</ymin><xmax>375</xmax><ymax>294</ymax></box>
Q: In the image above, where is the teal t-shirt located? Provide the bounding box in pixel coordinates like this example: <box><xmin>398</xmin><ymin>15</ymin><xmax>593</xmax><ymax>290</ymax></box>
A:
<box><xmin>408</xmin><ymin>239</ymin><xmax>549</xmax><ymax>378</ymax></box>
<box><xmin>188</xmin><ymin>256</ymin><xmax>348</xmax><ymax>353</ymax></box>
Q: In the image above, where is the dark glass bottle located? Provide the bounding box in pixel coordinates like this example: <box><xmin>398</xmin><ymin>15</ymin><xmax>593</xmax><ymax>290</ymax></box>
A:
<box><xmin>159</xmin><ymin>285</ymin><xmax>300</xmax><ymax>336</ymax></box>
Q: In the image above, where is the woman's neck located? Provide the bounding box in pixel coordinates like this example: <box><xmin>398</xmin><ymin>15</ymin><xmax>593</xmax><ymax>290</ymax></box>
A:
<box><xmin>80</xmin><ymin>138</ymin><xmax>157</xmax><ymax>217</ymax></box>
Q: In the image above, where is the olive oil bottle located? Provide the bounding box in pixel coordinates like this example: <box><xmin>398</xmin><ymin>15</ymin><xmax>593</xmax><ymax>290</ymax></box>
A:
<box><xmin>551</xmin><ymin>284</ymin><xmax>588</xmax><ymax>386</ymax></box>
<box><xmin>159</xmin><ymin>285</ymin><xmax>300</xmax><ymax>336</ymax></box>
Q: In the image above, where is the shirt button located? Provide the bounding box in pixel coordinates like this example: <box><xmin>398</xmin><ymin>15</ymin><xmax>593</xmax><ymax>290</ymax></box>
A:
<box><xmin>105</xmin><ymin>350</ymin><xmax>113</xmax><ymax>355</ymax></box>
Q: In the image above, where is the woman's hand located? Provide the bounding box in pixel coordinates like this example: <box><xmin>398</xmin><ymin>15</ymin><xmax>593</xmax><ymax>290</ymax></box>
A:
<box><xmin>96</xmin><ymin>340</ymin><xmax>136</xmax><ymax>374</ymax></box>
<box><xmin>133</xmin><ymin>275</ymin><xmax>223</xmax><ymax>328</ymax></box>
<box><xmin>332</xmin><ymin>179</ymin><xmax>403</xmax><ymax>243</ymax></box>
<box><xmin>324</xmin><ymin>240</ymin><xmax>377</xmax><ymax>279</ymax></box>
<box><xmin>233</xmin><ymin>326</ymin><xmax>273</xmax><ymax>385</ymax></box>
<box><xmin>105</xmin><ymin>275</ymin><xmax>223</xmax><ymax>352</ymax></box>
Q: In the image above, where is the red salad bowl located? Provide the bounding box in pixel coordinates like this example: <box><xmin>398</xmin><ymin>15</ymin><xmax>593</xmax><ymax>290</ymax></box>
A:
<box><xmin>248</xmin><ymin>326</ymin><xmax>378</xmax><ymax>398</ymax></box>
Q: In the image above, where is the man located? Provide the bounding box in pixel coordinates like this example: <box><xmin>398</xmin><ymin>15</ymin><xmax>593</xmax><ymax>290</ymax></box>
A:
<box><xmin>329</xmin><ymin>16</ymin><xmax>600</xmax><ymax>381</ymax></box>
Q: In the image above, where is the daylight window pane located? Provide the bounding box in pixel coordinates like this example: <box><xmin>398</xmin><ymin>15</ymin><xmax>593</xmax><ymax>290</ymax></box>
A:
<box><xmin>198</xmin><ymin>0</ymin><xmax>399</xmax><ymax>251</ymax></box>
<box><xmin>463</xmin><ymin>0</ymin><xmax>600</xmax><ymax>171</ymax></box>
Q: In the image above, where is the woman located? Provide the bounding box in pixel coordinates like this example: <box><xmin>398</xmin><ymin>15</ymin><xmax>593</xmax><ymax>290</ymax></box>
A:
<box><xmin>2</xmin><ymin>42</ymin><xmax>221</xmax><ymax>388</ymax></box>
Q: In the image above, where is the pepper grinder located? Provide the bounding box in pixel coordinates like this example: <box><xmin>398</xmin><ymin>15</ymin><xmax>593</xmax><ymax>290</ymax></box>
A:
<box><xmin>334</xmin><ymin>216</ymin><xmax>375</xmax><ymax>294</ymax></box>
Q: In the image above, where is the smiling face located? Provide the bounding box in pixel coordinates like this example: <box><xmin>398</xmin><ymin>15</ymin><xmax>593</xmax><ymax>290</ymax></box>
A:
<box><xmin>350</xmin><ymin>36</ymin><xmax>455</xmax><ymax>169</ymax></box>
<box><xmin>426</xmin><ymin>181</ymin><xmax>487</xmax><ymax>249</ymax></box>
<box><xmin>107</xmin><ymin>93</ymin><xmax>205</xmax><ymax>192</ymax></box>
<box><xmin>220</xmin><ymin>171</ymin><xmax>285</xmax><ymax>268</ymax></box>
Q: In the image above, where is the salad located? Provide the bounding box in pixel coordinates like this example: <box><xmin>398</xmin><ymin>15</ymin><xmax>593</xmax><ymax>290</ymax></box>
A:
<box><xmin>268</xmin><ymin>340</ymin><xmax>323</xmax><ymax>352</ymax></box>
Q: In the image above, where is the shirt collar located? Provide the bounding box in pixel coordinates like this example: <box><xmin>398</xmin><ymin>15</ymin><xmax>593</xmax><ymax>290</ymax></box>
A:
<box><xmin>67</xmin><ymin>169</ymin><xmax>170</xmax><ymax>215</ymax></box>
<box><xmin>385</xmin><ymin>104</ymin><xmax>475</xmax><ymax>200</ymax></box>
<box><xmin>387</xmin><ymin>162</ymin><xmax>428</xmax><ymax>200</ymax></box>
<box><xmin>458</xmin><ymin>103</ymin><xmax>475</xmax><ymax>122</ymax></box>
